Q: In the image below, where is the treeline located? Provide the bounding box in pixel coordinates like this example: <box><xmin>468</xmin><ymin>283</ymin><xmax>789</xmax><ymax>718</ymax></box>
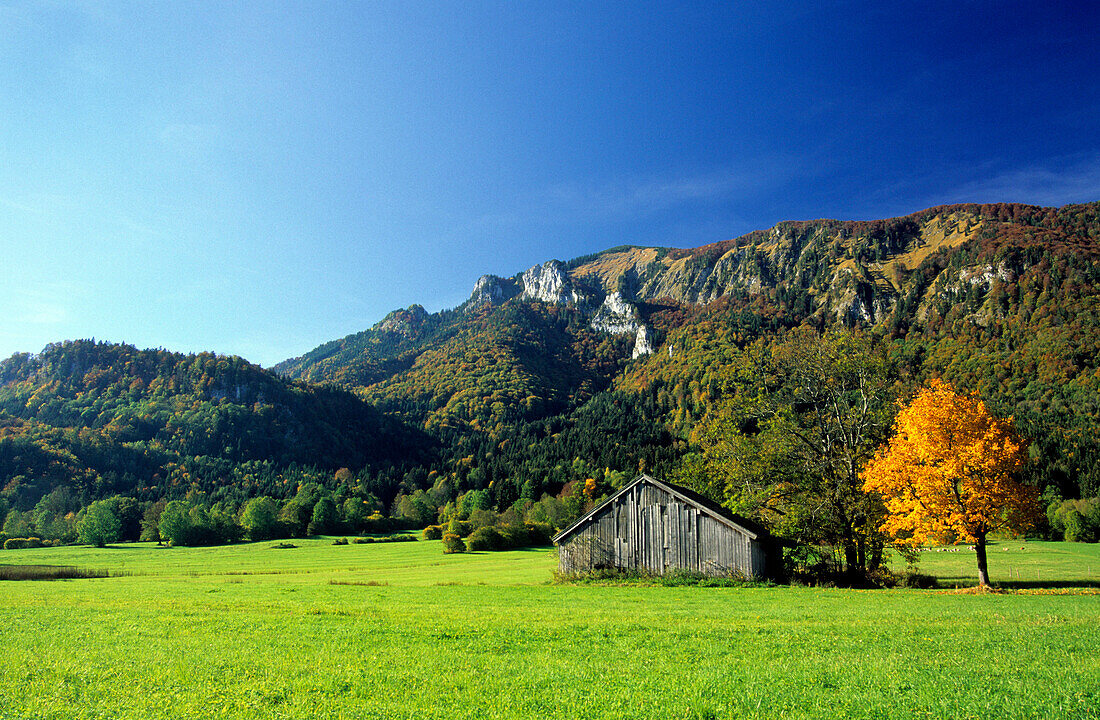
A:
<box><xmin>0</xmin><ymin>470</ymin><xmax>614</xmax><ymax>550</ymax></box>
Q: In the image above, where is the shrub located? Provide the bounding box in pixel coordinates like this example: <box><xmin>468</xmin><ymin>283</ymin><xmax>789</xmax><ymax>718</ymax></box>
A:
<box><xmin>897</xmin><ymin>570</ymin><xmax>938</xmax><ymax>589</ymax></box>
<box><xmin>524</xmin><ymin>522</ymin><xmax>554</xmax><ymax>546</ymax></box>
<box><xmin>363</xmin><ymin>512</ymin><xmax>398</xmax><ymax>535</ymax></box>
<box><xmin>332</xmin><ymin>537</ymin><xmax>349</xmax><ymax>545</ymax></box>
<box><xmin>466</xmin><ymin>526</ymin><xmax>505</xmax><ymax>551</ymax></box>
<box><xmin>467</xmin><ymin>508</ymin><xmax>498</xmax><ymax>531</ymax></box>
<box><xmin>3</xmin><ymin>537</ymin><xmax>44</xmax><ymax>550</ymax></box>
<box><xmin>446</xmin><ymin>518</ymin><xmax>471</xmax><ymax>537</ymax></box>
<box><xmin>499</xmin><ymin>524</ymin><xmax>529</xmax><ymax>548</ymax></box>
<box><xmin>422</xmin><ymin>524</ymin><xmax>444</xmax><ymax>540</ymax></box>
<box><xmin>352</xmin><ymin>534</ymin><xmax>417</xmax><ymax>544</ymax></box>
<box><xmin>442</xmin><ymin>533</ymin><xmax>465</xmax><ymax>554</ymax></box>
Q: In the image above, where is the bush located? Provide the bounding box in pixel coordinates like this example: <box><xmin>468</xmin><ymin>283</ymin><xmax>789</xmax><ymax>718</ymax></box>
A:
<box><xmin>467</xmin><ymin>508</ymin><xmax>499</xmax><ymax>531</ymax></box>
<box><xmin>446</xmin><ymin>518</ymin><xmax>471</xmax><ymax>537</ymax></box>
<box><xmin>442</xmin><ymin>533</ymin><xmax>465</xmax><ymax>554</ymax></box>
<box><xmin>3</xmin><ymin>537</ymin><xmax>44</xmax><ymax>550</ymax></box>
<box><xmin>363</xmin><ymin>512</ymin><xmax>399</xmax><ymax>535</ymax></box>
<box><xmin>499</xmin><ymin>524</ymin><xmax>529</xmax><ymax>548</ymax></box>
<box><xmin>518</xmin><ymin>522</ymin><xmax>554</xmax><ymax>546</ymax></box>
<box><xmin>351</xmin><ymin>534</ymin><xmax>416</xmax><ymax>544</ymax></box>
<box><xmin>897</xmin><ymin>570</ymin><xmax>938</xmax><ymax>589</ymax></box>
<box><xmin>422</xmin><ymin>524</ymin><xmax>444</xmax><ymax>540</ymax></box>
<box><xmin>1047</xmin><ymin>498</ymin><xmax>1100</xmax><ymax>542</ymax></box>
<box><xmin>332</xmin><ymin>537</ymin><xmax>349</xmax><ymax>545</ymax></box>
<box><xmin>466</xmin><ymin>526</ymin><xmax>505</xmax><ymax>551</ymax></box>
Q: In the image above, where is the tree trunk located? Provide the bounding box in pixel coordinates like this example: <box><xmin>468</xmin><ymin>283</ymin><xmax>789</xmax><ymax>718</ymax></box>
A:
<box><xmin>844</xmin><ymin>543</ymin><xmax>860</xmax><ymax>584</ymax></box>
<box><xmin>975</xmin><ymin>531</ymin><xmax>990</xmax><ymax>587</ymax></box>
<box><xmin>869</xmin><ymin>541</ymin><xmax>883</xmax><ymax>573</ymax></box>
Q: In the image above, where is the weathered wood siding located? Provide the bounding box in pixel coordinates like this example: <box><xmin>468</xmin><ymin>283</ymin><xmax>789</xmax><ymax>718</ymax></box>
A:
<box><xmin>557</xmin><ymin>479</ymin><xmax>766</xmax><ymax>578</ymax></box>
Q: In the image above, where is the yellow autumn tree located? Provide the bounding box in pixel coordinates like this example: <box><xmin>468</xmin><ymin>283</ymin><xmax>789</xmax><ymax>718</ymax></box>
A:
<box><xmin>863</xmin><ymin>380</ymin><xmax>1038</xmax><ymax>586</ymax></box>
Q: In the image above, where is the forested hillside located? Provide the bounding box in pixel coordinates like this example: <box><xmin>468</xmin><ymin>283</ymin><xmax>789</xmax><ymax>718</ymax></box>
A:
<box><xmin>4</xmin><ymin>202</ymin><xmax>1099</xmax><ymax>551</ymax></box>
<box><xmin>278</xmin><ymin>202</ymin><xmax>1100</xmax><ymax>499</ymax></box>
<box><xmin>0</xmin><ymin>341</ymin><xmax>427</xmax><ymax>514</ymax></box>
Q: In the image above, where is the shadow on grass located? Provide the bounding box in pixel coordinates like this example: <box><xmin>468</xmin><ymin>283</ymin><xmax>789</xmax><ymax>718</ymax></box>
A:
<box><xmin>998</xmin><ymin>580</ymin><xmax>1100</xmax><ymax>590</ymax></box>
<box><xmin>935</xmin><ymin>575</ymin><xmax>1100</xmax><ymax>590</ymax></box>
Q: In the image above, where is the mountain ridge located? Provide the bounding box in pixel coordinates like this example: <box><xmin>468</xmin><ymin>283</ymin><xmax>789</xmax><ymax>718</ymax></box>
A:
<box><xmin>3</xmin><ymin>201</ymin><xmax>1098</xmax><ymax>537</ymax></box>
<box><xmin>271</xmin><ymin>200</ymin><xmax>1100</xmax><ymax>501</ymax></box>
<box><xmin>275</xmin><ymin>201</ymin><xmax>1097</xmax><ymax>382</ymax></box>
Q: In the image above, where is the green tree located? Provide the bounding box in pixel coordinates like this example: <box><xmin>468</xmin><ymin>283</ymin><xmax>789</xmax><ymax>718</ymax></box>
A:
<box><xmin>279</xmin><ymin>482</ymin><xmax>324</xmax><ymax>536</ymax></box>
<box><xmin>341</xmin><ymin>497</ymin><xmax>370</xmax><ymax>532</ymax></box>
<box><xmin>111</xmin><ymin>496</ymin><xmax>144</xmax><ymax>542</ymax></box>
<box><xmin>308</xmin><ymin>495</ymin><xmax>338</xmax><ymax>535</ymax></box>
<box><xmin>458</xmin><ymin>489</ymin><xmax>491</xmax><ymax>518</ymax></box>
<box><xmin>3</xmin><ymin>510</ymin><xmax>34</xmax><ymax>538</ymax></box>
<box><xmin>158</xmin><ymin>500</ymin><xmax>192</xmax><ymax>546</ymax></box>
<box><xmin>240</xmin><ymin>496</ymin><xmax>280</xmax><ymax>541</ymax></box>
<box><xmin>680</xmin><ymin>330</ymin><xmax>897</xmax><ymax>582</ymax></box>
<box><xmin>140</xmin><ymin>499</ymin><xmax>167</xmax><ymax>542</ymax></box>
<box><xmin>78</xmin><ymin>499</ymin><xmax>122</xmax><ymax>547</ymax></box>
<box><xmin>32</xmin><ymin>488</ymin><xmax>78</xmax><ymax>542</ymax></box>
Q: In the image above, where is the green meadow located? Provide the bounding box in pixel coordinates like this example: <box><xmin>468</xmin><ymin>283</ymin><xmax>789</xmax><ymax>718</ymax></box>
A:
<box><xmin>1</xmin><ymin>539</ymin><xmax>1098</xmax><ymax>720</ymax></box>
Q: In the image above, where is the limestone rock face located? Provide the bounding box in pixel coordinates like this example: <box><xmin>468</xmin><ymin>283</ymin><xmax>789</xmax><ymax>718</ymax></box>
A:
<box><xmin>374</xmin><ymin>305</ymin><xmax>429</xmax><ymax>337</ymax></box>
<box><xmin>520</xmin><ymin>261</ymin><xmax>586</xmax><ymax>305</ymax></box>
<box><xmin>468</xmin><ymin>275</ymin><xmax>518</xmax><ymax>308</ymax></box>
<box><xmin>632</xmin><ymin>325</ymin><xmax>654</xmax><ymax>358</ymax></box>
<box><xmin>590</xmin><ymin>291</ymin><xmax>654</xmax><ymax>359</ymax></box>
<box><xmin>590</xmin><ymin>291</ymin><xmax>640</xmax><ymax>335</ymax></box>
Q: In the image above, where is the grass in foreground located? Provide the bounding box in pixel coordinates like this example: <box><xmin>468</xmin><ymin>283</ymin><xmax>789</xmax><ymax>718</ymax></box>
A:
<box><xmin>0</xmin><ymin>539</ymin><xmax>1098</xmax><ymax>719</ymax></box>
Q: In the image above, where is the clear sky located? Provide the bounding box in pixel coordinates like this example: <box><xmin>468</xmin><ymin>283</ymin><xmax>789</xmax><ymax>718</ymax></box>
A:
<box><xmin>2</xmin><ymin>1</ymin><xmax>1098</xmax><ymax>367</ymax></box>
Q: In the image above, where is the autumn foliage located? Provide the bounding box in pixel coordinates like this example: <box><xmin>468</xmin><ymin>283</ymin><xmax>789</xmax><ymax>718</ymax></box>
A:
<box><xmin>863</xmin><ymin>380</ymin><xmax>1039</xmax><ymax>584</ymax></box>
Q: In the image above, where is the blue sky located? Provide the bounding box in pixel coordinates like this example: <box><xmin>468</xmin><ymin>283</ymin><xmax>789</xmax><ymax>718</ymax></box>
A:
<box><xmin>2</xmin><ymin>1</ymin><xmax>1098</xmax><ymax>367</ymax></box>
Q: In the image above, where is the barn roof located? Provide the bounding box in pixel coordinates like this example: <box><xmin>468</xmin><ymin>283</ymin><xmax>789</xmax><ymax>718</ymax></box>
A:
<box><xmin>552</xmin><ymin>474</ymin><xmax>768</xmax><ymax>544</ymax></box>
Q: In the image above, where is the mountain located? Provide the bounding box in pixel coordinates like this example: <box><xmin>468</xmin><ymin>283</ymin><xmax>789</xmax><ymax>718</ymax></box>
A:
<box><xmin>4</xmin><ymin>202</ymin><xmax>1098</xmax><ymax>533</ymax></box>
<box><xmin>276</xmin><ymin>202</ymin><xmax>1100</xmax><ymax>501</ymax></box>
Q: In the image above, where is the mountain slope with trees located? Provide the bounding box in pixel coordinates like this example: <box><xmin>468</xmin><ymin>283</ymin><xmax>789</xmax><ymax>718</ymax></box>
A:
<box><xmin>3</xmin><ymin>202</ymin><xmax>1099</xmax><ymax>558</ymax></box>
<box><xmin>0</xmin><ymin>340</ymin><xmax>428</xmax><ymax>515</ymax></box>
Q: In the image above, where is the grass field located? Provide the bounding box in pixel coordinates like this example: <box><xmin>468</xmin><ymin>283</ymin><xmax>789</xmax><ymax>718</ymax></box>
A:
<box><xmin>1</xmin><ymin>538</ymin><xmax>1098</xmax><ymax>720</ymax></box>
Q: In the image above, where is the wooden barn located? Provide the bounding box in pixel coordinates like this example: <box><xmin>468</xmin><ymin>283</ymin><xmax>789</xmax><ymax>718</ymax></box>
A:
<box><xmin>553</xmin><ymin>474</ymin><xmax>773</xmax><ymax>579</ymax></box>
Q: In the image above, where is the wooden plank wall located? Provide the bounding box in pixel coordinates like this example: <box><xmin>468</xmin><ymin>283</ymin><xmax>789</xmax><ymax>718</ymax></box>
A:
<box><xmin>558</xmin><ymin>480</ymin><xmax>764</xmax><ymax>578</ymax></box>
